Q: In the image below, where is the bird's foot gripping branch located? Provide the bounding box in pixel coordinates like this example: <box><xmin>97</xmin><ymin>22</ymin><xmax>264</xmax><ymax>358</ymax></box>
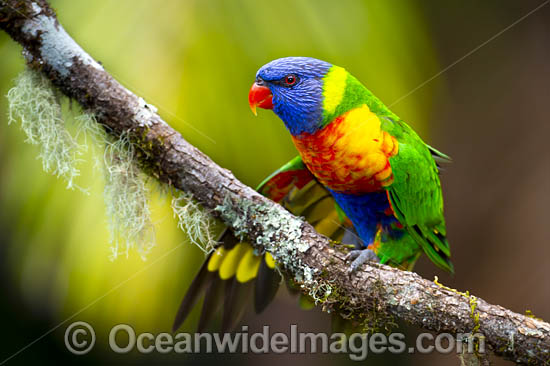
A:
<box><xmin>1</xmin><ymin>1</ymin><xmax>549</xmax><ymax>364</ymax></box>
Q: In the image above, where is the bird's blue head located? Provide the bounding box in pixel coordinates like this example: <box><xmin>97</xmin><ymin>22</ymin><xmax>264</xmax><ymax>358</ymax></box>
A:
<box><xmin>249</xmin><ymin>57</ymin><xmax>332</xmax><ymax>136</ymax></box>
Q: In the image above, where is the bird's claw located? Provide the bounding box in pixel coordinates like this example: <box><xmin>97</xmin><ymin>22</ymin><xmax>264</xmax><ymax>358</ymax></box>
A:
<box><xmin>345</xmin><ymin>249</ymin><xmax>379</xmax><ymax>275</ymax></box>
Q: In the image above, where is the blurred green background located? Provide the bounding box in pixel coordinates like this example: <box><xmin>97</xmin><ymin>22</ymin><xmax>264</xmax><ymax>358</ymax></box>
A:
<box><xmin>0</xmin><ymin>0</ymin><xmax>548</xmax><ymax>365</ymax></box>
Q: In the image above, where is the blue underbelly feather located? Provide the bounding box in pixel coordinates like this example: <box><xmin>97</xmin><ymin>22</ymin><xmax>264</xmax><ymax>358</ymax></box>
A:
<box><xmin>328</xmin><ymin>189</ymin><xmax>397</xmax><ymax>247</ymax></box>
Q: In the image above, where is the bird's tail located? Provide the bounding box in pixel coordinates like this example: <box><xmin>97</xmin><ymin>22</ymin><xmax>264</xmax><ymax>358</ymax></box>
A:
<box><xmin>172</xmin><ymin>229</ymin><xmax>280</xmax><ymax>333</ymax></box>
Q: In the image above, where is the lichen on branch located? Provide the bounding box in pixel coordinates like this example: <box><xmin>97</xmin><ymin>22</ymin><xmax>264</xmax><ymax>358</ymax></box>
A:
<box><xmin>7</xmin><ymin>69</ymin><xmax>85</xmax><ymax>190</ymax></box>
<box><xmin>171</xmin><ymin>191</ymin><xmax>216</xmax><ymax>253</ymax></box>
<box><xmin>103</xmin><ymin>133</ymin><xmax>155</xmax><ymax>260</ymax></box>
<box><xmin>7</xmin><ymin>68</ymin><xmax>156</xmax><ymax>259</ymax></box>
<box><xmin>214</xmin><ymin>193</ymin><xmax>333</xmax><ymax>303</ymax></box>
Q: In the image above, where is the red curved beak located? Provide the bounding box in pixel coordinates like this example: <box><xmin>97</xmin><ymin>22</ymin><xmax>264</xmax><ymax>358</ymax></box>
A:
<box><xmin>248</xmin><ymin>82</ymin><xmax>273</xmax><ymax>116</ymax></box>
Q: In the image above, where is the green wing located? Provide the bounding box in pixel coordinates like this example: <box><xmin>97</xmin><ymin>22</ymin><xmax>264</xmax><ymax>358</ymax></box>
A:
<box><xmin>382</xmin><ymin>117</ymin><xmax>454</xmax><ymax>273</ymax></box>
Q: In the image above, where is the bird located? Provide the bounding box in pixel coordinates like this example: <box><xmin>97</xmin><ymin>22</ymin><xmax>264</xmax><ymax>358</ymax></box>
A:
<box><xmin>172</xmin><ymin>56</ymin><xmax>452</xmax><ymax>332</ymax></box>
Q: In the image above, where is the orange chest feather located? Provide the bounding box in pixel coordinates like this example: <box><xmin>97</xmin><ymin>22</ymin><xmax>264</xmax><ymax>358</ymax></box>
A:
<box><xmin>291</xmin><ymin>105</ymin><xmax>399</xmax><ymax>193</ymax></box>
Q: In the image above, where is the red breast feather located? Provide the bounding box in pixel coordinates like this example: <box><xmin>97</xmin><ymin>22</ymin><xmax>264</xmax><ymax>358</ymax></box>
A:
<box><xmin>291</xmin><ymin>105</ymin><xmax>398</xmax><ymax>194</ymax></box>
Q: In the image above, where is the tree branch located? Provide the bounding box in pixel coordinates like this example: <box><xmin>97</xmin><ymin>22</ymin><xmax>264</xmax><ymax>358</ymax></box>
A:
<box><xmin>1</xmin><ymin>1</ymin><xmax>548</xmax><ymax>364</ymax></box>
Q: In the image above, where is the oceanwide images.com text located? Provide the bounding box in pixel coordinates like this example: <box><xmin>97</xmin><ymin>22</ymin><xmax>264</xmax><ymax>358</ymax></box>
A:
<box><xmin>65</xmin><ymin>322</ymin><xmax>485</xmax><ymax>360</ymax></box>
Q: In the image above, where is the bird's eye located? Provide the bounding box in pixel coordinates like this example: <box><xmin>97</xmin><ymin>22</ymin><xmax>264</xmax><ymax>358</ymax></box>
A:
<box><xmin>283</xmin><ymin>74</ymin><xmax>298</xmax><ymax>86</ymax></box>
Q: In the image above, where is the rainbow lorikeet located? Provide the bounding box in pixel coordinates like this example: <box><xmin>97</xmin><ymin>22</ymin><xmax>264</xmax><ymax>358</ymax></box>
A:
<box><xmin>172</xmin><ymin>57</ymin><xmax>452</xmax><ymax>332</ymax></box>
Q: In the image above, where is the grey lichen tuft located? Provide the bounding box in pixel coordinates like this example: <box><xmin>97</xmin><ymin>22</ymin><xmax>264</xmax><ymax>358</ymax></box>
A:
<box><xmin>7</xmin><ymin>69</ymin><xmax>86</xmax><ymax>190</ymax></box>
<box><xmin>215</xmin><ymin>194</ymin><xmax>326</xmax><ymax>292</ymax></box>
<box><xmin>73</xmin><ymin>112</ymin><xmax>109</xmax><ymax>170</ymax></box>
<box><xmin>103</xmin><ymin>133</ymin><xmax>155</xmax><ymax>260</ymax></box>
<box><xmin>171</xmin><ymin>191</ymin><xmax>216</xmax><ymax>253</ymax></box>
<box><xmin>7</xmin><ymin>69</ymin><xmax>156</xmax><ymax>259</ymax></box>
<box><xmin>74</xmin><ymin>113</ymin><xmax>107</xmax><ymax>150</ymax></box>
